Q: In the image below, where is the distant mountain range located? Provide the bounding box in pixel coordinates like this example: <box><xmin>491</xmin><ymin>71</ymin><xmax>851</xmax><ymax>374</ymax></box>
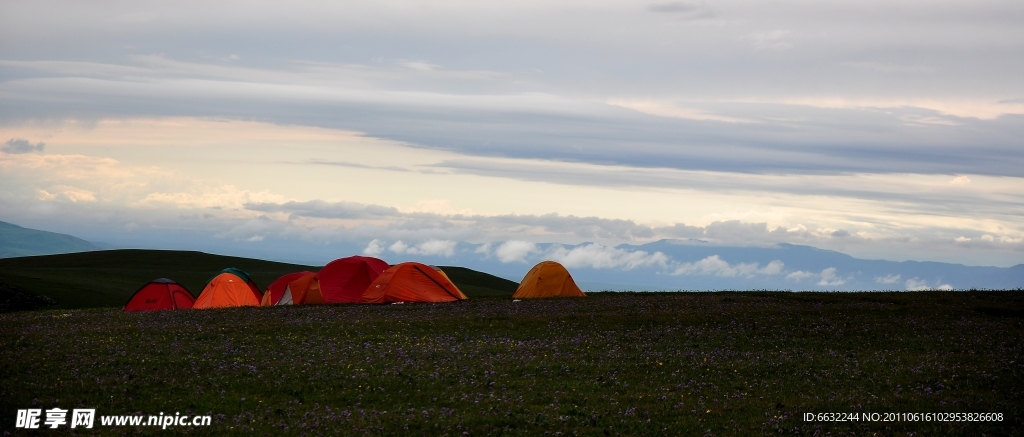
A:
<box><xmin>0</xmin><ymin>220</ymin><xmax>103</xmax><ymax>258</ymax></box>
<box><xmin>592</xmin><ymin>240</ymin><xmax>1024</xmax><ymax>291</ymax></box>
<box><xmin>396</xmin><ymin>240</ymin><xmax>1024</xmax><ymax>291</ymax></box>
<box><xmin>1</xmin><ymin>220</ymin><xmax>1020</xmax><ymax>291</ymax></box>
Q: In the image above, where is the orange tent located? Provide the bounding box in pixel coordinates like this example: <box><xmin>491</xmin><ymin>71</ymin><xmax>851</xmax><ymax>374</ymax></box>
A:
<box><xmin>194</xmin><ymin>272</ymin><xmax>262</xmax><ymax>309</ymax></box>
<box><xmin>513</xmin><ymin>261</ymin><xmax>586</xmax><ymax>298</ymax></box>
<box><xmin>262</xmin><ymin>271</ymin><xmax>315</xmax><ymax>306</ymax></box>
<box><xmin>362</xmin><ymin>262</ymin><xmax>468</xmax><ymax>304</ymax></box>
<box><xmin>282</xmin><ymin>272</ymin><xmax>325</xmax><ymax>305</ymax></box>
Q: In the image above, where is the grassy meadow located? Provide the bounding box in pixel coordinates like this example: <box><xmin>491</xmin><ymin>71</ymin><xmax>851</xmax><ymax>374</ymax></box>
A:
<box><xmin>2</xmin><ymin>291</ymin><xmax>1022</xmax><ymax>435</ymax></box>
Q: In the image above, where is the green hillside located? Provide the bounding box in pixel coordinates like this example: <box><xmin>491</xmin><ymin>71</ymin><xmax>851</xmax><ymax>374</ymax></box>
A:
<box><xmin>0</xmin><ymin>250</ymin><xmax>517</xmax><ymax>309</ymax></box>
<box><xmin>439</xmin><ymin>265</ymin><xmax>518</xmax><ymax>297</ymax></box>
<box><xmin>0</xmin><ymin>220</ymin><xmax>102</xmax><ymax>258</ymax></box>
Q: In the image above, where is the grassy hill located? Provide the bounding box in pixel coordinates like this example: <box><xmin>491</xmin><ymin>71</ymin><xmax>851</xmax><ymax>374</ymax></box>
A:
<box><xmin>0</xmin><ymin>250</ymin><xmax>518</xmax><ymax>309</ymax></box>
<box><xmin>438</xmin><ymin>265</ymin><xmax>519</xmax><ymax>297</ymax></box>
<box><xmin>0</xmin><ymin>220</ymin><xmax>102</xmax><ymax>258</ymax></box>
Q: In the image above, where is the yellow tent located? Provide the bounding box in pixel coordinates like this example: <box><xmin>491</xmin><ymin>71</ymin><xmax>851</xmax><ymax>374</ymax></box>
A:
<box><xmin>512</xmin><ymin>261</ymin><xmax>586</xmax><ymax>298</ymax></box>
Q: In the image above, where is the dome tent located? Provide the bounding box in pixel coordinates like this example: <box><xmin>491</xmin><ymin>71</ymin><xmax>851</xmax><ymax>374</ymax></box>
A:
<box><xmin>281</xmin><ymin>271</ymin><xmax>322</xmax><ymax>305</ymax></box>
<box><xmin>262</xmin><ymin>271</ymin><xmax>315</xmax><ymax>306</ymax></box>
<box><xmin>123</xmin><ymin>278</ymin><xmax>195</xmax><ymax>311</ymax></box>
<box><xmin>362</xmin><ymin>262</ymin><xmax>467</xmax><ymax>304</ymax></box>
<box><xmin>193</xmin><ymin>268</ymin><xmax>263</xmax><ymax>309</ymax></box>
<box><xmin>217</xmin><ymin>267</ymin><xmax>262</xmax><ymax>298</ymax></box>
<box><xmin>315</xmin><ymin>256</ymin><xmax>390</xmax><ymax>303</ymax></box>
<box><xmin>512</xmin><ymin>261</ymin><xmax>586</xmax><ymax>298</ymax></box>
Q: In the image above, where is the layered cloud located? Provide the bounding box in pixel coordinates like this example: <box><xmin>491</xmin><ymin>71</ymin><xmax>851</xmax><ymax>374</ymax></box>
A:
<box><xmin>494</xmin><ymin>240</ymin><xmax>537</xmax><ymax>263</ymax></box>
<box><xmin>4</xmin><ymin>55</ymin><xmax>1022</xmax><ymax>178</ymax></box>
<box><xmin>785</xmin><ymin>267</ymin><xmax>847</xmax><ymax>287</ymax></box>
<box><xmin>388</xmin><ymin>239</ymin><xmax>457</xmax><ymax>257</ymax></box>
<box><xmin>2</xmin><ymin>0</ymin><xmax>1023</xmax><ymax>275</ymax></box>
<box><xmin>672</xmin><ymin>256</ymin><xmax>783</xmax><ymax>277</ymax></box>
<box><xmin>905</xmin><ymin>278</ymin><xmax>953</xmax><ymax>292</ymax></box>
<box><xmin>2</xmin><ymin>138</ymin><xmax>44</xmax><ymax>154</ymax></box>
<box><xmin>2</xmin><ymin>124</ymin><xmax>1022</xmax><ymax>268</ymax></box>
<box><xmin>548</xmin><ymin>244</ymin><xmax>669</xmax><ymax>271</ymax></box>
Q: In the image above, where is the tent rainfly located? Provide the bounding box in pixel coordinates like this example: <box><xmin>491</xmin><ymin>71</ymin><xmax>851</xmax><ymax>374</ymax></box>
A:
<box><xmin>193</xmin><ymin>268</ymin><xmax>263</xmax><ymax>309</ymax></box>
<box><xmin>362</xmin><ymin>262</ymin><xmax>467</xmax><ymax>304</ymax></box>
<box><xmin>512</xmin><ymin>261</ymin><xmax>586</xmax><ymax>298</ymax></box>
<box><xmin>280</xmin><ymin>272</ymin><xmax>322</xmax><ymax>305</ymax></box>
<box><xmin>262</xmin><ymin>271</ymin><xmax>315</xmax><ymax>306</ymax></box>
<box><xmin>123</xmin><ymin>278</ymin><xmax>195</xmax><ymax>311</ymax></box>
<box><xmin>316</xmin><ymin>256</ymin><xmax>390</xmax><ymax>303</ymax></box>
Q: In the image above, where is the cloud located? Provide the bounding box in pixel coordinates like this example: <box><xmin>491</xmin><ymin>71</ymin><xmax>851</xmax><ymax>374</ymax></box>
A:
<box><xmin>403</xmin><ymin>61</ymin><xmax>439</xmax><ymax>71</ymax></box>
<box><xmin>35</xmin><ymin>189</ymin><xmax>56</xmax><ymax>201</ymax></box>
<box><xmin>304</xmin><ymin>159</ymin><xmax>411</xmax><ymax>173</ymax></box>
<box><xmin>245</xmin><ymin>199</ymin><xmax>670</xmax><ymax>241</ymax></box>
<box><xmin>417</xmin><ymin>239</ymin><xmax>457</xmax><ymax>257</ymax></box>
<box><xmin>2</xmin><ymin>138</ymin><xmax>45</xmax><ymax>154</ymax></box>
<box><xmin>817</xmin><ymin>267</ymin><xmax>845</xmax><ymax>287</ymax></box>
<box><xmin>905</xmin><ymin>277</ymin><xmax>930</xmax><ymax>291</ymax></box>
<box><xmin>786</xmin><ymin>270</ymin><xmax>814</xmax><ymax>281</ymax></box>
<box><xmin>647</xmin><ymin>2</ymin><xmax>714</xmax><ymax>19</ymax></box>
<box><xmin>875</xmin><ymin>274</ymin><xmax>901</xmax><ymax>284</ymax></box>
<box><xmin>750</xmin><ymin>30</ymin><xmax>792</xmax><ymax>51</ymax></box>
<box><xmin>138</xmin><ymin>185</ymin><xmax>287</xmax><ymax>210</ymax></box>
<box><xmin>389</xmin><ymin>240</ymin><xmax>409</xmax><ymax>253</ymax></box>
<box><xmin>548</xmin><ymin>243</ymin><xmax>669</xmax><ymax>270</ymax></box>
<box><xmin>648</xmin><ymin>2</ymin><xmax>697</xmax><ymax>13</ymax></box>
<box><xmin>363</xmin><ymin>238</ymin><xmax>385</xmax><ymax>256</ymax></box>
<box><xmin>54</xmin><ymin>185</ymin><xmax>97</xmax><ymax>203</ymax></box>
<box><xmin>388</xmin><ymin>239</ymin><xmax>457</xmax><ymax>257</ymax></box>
<box><xmin>906</xmin><ymin>277</ymin><xmax>953</xmax><ymax>291</ymax></box>
<box><xmin>899</xmin><ymin>114</ymin><xmax>960</xmax><ymax>126</ymax></box>
<box><xmin>842</xmin><ymin>62</ymin><xmax>935</xmax><ymax>74</ymax></box>
<box><xmin>759</xmin><ymin>260</ymin><xmax>785</xmax><ymax>275</ymax></box>
<box><xmin>495</xmin><ymin>240</ymin><xmax>536</xmax><ymax>263</ymax></box>
<box><xmin>237</xmin><ymin>197</ymin><xmax>1024</xmax><ymax>268</ymax></box>
<box><xmin>5</xmin><ymin>53</ymin><xmax>1024</xmax><ymax>179</ymax></box>
<box><xmin>606</xmin><ymin>100</ymin><xmax>755</xmax><ymax>123</ymax></box>
<box><xmin>950</xmin><ymin>175</ymin><xmax>971</xmax><ymax>185</ymax></box>
<box><xmin>474</xmin><ymin>242</ymin><xmax>492</xmax><ymax>256</ymax></box>
<box><xmin>909</xmin><ymin>278</ymin><xmax>933</xmax><ymax>292</ymax></box>
<box><xmin>247</xmin><ymin>200</ymin><xmax>403</xmax><ymax>220</ymax></box>
<box><xmin>672</xmin><ymin>255</ymin><xmax>783</xmax><ymax>277</ymax></box>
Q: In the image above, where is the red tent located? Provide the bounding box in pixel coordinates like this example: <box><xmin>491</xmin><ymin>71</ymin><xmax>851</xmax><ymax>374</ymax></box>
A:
<box><xmin>362</xmin><ymin>262</ymin><xmax>467</xmax><ymax>304</ymax></box>
<box><xmin>262</xmin><ymin>271</ymin><xmax>315</xmax><ymax>306</ymax></box>
<box><xmin>315</xmin><ymin>256</ymin><xmax>390</xmax><ymax>303</ymax></box>
<box><xmin>123</xmin><ymin>278</ymin><xmax>195</xmax><ymax>311</ymax></box>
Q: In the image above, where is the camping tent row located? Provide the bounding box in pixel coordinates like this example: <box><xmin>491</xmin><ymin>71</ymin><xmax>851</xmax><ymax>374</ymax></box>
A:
<box><xmin>123</xmin><ymin>258</ymin><xmax>470</xmax><ymax>311</ymax></box>
<box><xmin>124</xmin><ymin>259</ymin><xmax>585</xmax><ymax>311</ymax></box>
<box><xmin>259</xmin><ymin>257</ymin><xmax>468</xmax><ymax>307</ymax></box>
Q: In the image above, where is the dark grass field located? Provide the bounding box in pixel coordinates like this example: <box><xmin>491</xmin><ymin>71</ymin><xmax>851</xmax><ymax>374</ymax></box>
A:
<box><xmin>2</xmin><ymin>291</ymin><xmax>1022</xmax><ymax>435</ymax></box>
<box><xmin>0</xmin><ymin>250</ymin><xmax>519</xmax><ymax>309</ymax></box>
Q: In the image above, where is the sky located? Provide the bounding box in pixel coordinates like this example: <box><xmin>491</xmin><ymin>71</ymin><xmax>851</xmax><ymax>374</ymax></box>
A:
<box><xmin>1</xmin><ymin>0</ymin><xmax>1023</xmax><ymax>275</ymax></box>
